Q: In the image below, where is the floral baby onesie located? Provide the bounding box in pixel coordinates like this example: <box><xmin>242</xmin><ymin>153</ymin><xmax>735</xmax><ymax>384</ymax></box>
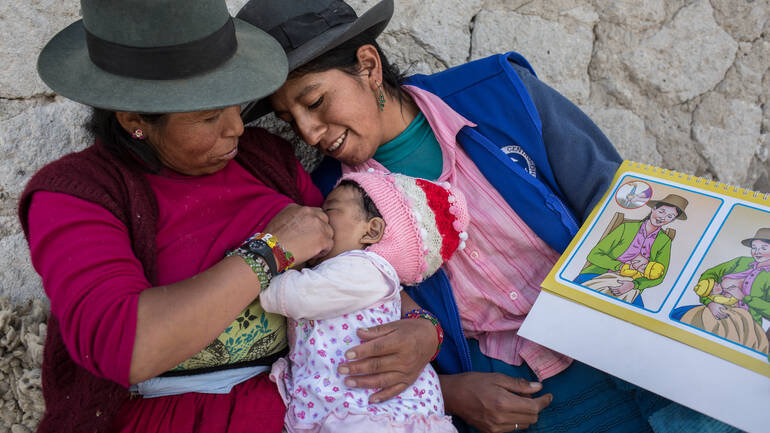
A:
<box><xmin>262</xmin><ymin>250</ymin><xmax>456</xmax><ymax>432</ymax></box>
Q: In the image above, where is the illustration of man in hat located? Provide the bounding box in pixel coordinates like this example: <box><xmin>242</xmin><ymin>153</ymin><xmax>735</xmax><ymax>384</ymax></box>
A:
<box><xmin>575</xmin><ymin>194</ymin><xmax>689</xmax><ymax>307</ymax></box>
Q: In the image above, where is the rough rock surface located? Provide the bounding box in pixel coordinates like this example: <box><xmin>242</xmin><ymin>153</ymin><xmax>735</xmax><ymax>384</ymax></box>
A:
<box><xmin>0</xmin><ymin>0</ymin><xmax>768</xmax><ymax>428</ymax></box>
<box><xmin>471</xmin><ymin>5</ymin><xmax>597</xmax><ymax>104</ymax></box>
<box><xmin>622</xmin><ymin>0</ymin><xmax>738</xmax><ymax>105</ymax></box>
<box><xmin>0</xmin><ymin>298</ymin><xmax>47</xmax><ymax>432</ymax></box>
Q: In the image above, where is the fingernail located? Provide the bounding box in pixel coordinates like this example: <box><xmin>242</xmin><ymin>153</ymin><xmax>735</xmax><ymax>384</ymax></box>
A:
<box><xmin>345</xmin><ymin>378</ymin><xmax>355</xmax><ymax>387</ymax></box>
<box><xmin>345</xmin><ymin>351</ymin><xmax>356</xmax><ymax>359</ymax></box>
<box><xmin>370</xmin><ymin>397</ymin><xmax>379</xmax><ymax>404</ymax></box>
<box><xmin>338</xmin><ymin>366</ymin><xmax>349</xmax><ymax>374</ymax></box>
<box><xmin>358</xmin><ymin>327</ymin><xmax>368</xmax><ymax>332</ymax></box>
<box><xmin>529</xmin><ymin>382</ymin><xmax>541</xmax><ymax>389</ymax></box>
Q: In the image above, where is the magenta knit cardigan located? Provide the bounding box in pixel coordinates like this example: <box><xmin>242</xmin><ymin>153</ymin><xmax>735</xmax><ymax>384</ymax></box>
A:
<box><xmin>18</xmin><ymin>127</ymin><xmax>303</xmax><ymax>433</ymax></box>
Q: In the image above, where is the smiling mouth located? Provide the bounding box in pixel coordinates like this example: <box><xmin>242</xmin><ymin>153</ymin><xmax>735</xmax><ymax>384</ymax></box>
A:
<box><xmin>327</xmin><ymin>130</ymin><xmax>347</xmax><ymax>153</ymax></box>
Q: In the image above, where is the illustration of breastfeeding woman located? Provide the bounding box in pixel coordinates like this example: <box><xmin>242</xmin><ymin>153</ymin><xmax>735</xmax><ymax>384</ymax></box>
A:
<box><xmin>675</xmin><ymin>228</ymin><xmax>770</xmax><ymax>354</ymax></box>
<box><xmin>574</xmin><ymin>194</ymin><xmax>688</xmax><ymax>307</ymax></box>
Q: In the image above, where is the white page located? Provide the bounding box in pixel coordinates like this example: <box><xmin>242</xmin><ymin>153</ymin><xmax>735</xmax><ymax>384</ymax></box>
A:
<box><xmin>519</xmin><ymin>291</ymin><xmax>768</xmax><ymax>433</ymax></box>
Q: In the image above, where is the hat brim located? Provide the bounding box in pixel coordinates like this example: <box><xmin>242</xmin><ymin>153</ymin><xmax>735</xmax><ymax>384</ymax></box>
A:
<box><xmin>646</xmin><ymin>200</ymin><xmax>687</xmax><ymax>220</ymax></box>
<box><xmin>37</xmin><ymin>19</ymin><xmax>287</xmax><ymax>113</ymax></box>
<box><xmin>241</xmin><ymin>0</ymin><xmax>394</xmax><ymax>123</ymax></box>
<box><xmin>742</xmin><ymin>237</ymin><xmax>770</xmax><ymax>247</ymax></box>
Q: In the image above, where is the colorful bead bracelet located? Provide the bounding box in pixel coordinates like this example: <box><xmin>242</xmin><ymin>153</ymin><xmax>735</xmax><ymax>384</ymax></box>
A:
<box><xmin>249</xmin><ymin>232</ymin><xmax>295</xmax><ymax>272</ymax></box>
<box><xmin>227</xmin><ymin>232</ymin><xmax>294</xmax><ymax>288</ymax></box>
<box><xmin>404</xmin><ymin>308</ymin><xmax>444</xmax><ymax>361</ymax></box>
<box><xmin>227</xmin><ymin>250</ymin><xmax>272</xmax><ymax>288</ymax></box>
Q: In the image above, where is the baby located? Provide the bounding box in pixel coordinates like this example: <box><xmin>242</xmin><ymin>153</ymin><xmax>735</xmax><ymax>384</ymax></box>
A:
<box><xmin>260</xmin><ymin>170</ymin><xmax>468</xmax><ymax>432</ymax></box>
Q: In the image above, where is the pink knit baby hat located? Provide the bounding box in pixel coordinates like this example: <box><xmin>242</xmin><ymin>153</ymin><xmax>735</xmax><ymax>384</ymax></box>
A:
<box><xmin>340</xmin><ymin>169</ymin><xmax>469</xmax><ymax>285</ymax></box>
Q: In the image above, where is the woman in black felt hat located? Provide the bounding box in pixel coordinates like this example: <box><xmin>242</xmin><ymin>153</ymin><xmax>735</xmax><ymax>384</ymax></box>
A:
<box><xmin>237</xmin><ymin>1</ymin><xmax>739</xmax><ymax>432</ymax></box>
<box><xmin>19</xmin><ymin>1</ymin><xmax>436</xmax><ymax>432</ymax></box>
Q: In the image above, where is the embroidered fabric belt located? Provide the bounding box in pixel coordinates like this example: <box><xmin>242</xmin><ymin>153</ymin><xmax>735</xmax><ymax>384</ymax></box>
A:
<box><xmin>160</xmin><ymin>347</ymin><xmax>287</xmax><ymax>377</ymax></box>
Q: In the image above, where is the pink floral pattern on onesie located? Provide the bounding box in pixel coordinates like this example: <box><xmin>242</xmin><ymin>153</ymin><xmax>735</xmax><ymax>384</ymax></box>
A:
<box><xmin>270</xmin><ymin>251</ymin><xmax>456</xmax><ymax>432</ymax></box>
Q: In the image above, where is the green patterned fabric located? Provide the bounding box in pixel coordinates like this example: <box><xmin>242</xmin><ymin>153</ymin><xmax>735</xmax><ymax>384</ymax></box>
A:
<box><xmin>169</xmin><ymin>299</ymin><xmax>287</xmax><ymax>372</ymax></box>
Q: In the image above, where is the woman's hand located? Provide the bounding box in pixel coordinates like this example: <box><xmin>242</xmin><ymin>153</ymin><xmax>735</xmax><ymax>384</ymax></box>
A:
<box><xmin>337</xmin><ymin>318</ymin><xmax>437</xmax><ymax>403</ymax></box>
<box><xmin>708</xmin><ymin>301</ymin><xmax>729</xmax><ymax>319</ymax></box>
<box><xmin>440</xmin><ymin>372</ymin><xmax>552</xmax><ymax>433</ymax></box>
<box><xmin>264</xmin><ymin>204</ymin><xmax>333</xmax><ymax>265</ymax></box>
<box><xmin>610</xmin><ymin>280</ymin><xmax>635</xmax><ymax>296</ymax></box>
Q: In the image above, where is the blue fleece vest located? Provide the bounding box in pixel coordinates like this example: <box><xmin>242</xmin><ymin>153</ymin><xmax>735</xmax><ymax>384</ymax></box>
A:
<box><xmin>312</xmin><ymin>52</ymin><xmax>580</xmax><ymax>374</ymax></box>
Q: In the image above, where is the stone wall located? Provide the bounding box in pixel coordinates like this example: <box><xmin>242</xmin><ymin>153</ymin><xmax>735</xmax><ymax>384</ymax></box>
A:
<box><xmin>1</xmin><ymin>0</ymin><xmax>768</xmax><ymax>303</ymax></box>
<box><xmin>0</xmin><ymin>0</ymin><xmax>767</xmax><ymax>430</ymax></box>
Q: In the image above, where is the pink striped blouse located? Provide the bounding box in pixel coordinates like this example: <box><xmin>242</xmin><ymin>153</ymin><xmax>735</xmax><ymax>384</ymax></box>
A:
<box><xmin>342</xmin><ymin>86</ymin><xmax>573</xmax><ymax>380</ymax></box>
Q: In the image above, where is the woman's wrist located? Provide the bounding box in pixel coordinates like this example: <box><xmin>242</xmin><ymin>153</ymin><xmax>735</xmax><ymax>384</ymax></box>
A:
<box><xmin>403</xmin><ymin>308</ymin><xmax>443</xmax><ymax>361</ymax></box>
<box><xmin>229</xmin><ymin>232</ymin><xmax>295</xmax><ymax>276</ymax></box>
<box><xmin>437</xmin><ymin>373</ymin><xmax>463</xmax><ymax>415</ymax></box>
<box><xmin>249</xmin><ymin>232</ymin><xmax>295</xmax><ymax>272</ymax></box>
<box><xmin>226</xmin><ymin>248</ymin><xmax>272</xmax><ymax>289</ymax></box>
<box><xmin>226</xmin><ymin>232</ymin><xmax>295</xmax><ymax>290</ymax></box>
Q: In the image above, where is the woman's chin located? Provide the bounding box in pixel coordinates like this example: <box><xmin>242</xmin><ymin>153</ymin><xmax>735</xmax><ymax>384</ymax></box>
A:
<box><xmin>331</xmin><ymin>154</ymin><xmax>361</xmax><ymax>166</ymax></box>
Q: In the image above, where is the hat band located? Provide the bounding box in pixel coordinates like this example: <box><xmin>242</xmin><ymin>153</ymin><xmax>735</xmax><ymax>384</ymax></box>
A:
<box><xmin>267</xmin><ymin>0</ymin><xmax>357</xmax><ymax>50</ymax></box>
<box><xmin>86</xmin><ymin>18</ymin><xmax>238</xmax><ymax>80</ymax></box>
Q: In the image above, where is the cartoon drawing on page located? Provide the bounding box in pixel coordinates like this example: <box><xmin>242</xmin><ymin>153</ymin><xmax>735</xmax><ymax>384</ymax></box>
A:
<box><xmin>671</xmin><ymin>205</ymin><xmax>770</xmax><ymax>359</ymax></box>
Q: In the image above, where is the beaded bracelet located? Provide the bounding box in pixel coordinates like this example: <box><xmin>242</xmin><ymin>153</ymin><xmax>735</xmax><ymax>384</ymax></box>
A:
<box><xmin>250</xmin><ymin>232</ymin><xmax>295</xmax><ymax>271</ymax></box>
<box><xmin>227</xmin><ymin>248</ymin><xmax>272</xmax><ymax>289</ymax></box>
<box><xmin>404</xmin><ymin>308</ymin><xmax>444</xmax><ymax>361</ymax></box>
<box><xmin>231</xmin><ymin>232</ymin><xmax>295</xmax><ymax>277</ymax></box>
<box><xmin>227</xmin><ymin>232</ymin><xmax>293</xmax><ymax>288</ymax></box>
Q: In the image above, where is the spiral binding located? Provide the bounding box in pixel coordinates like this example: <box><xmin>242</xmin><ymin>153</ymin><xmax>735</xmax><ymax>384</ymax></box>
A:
<box><xmin>624</xmin><ymin>160</ymin><xmax>770</xmax><ymax>202</ymax></box>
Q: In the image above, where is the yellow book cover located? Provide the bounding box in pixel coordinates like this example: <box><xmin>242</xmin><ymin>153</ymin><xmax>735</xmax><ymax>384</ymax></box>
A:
<box><xmin>541</xmin><ymin>160</ymin><xmax>770</xmax><ymax>378</ymax></box>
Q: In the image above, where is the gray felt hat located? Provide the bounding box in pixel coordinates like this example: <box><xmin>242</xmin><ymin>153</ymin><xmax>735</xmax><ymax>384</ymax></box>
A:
<box><xmin>237</xmin><ymin>0</ymin><xmax>394</xmax><ymax>123</ymax></box>
<box><xmin>646</xmin><ymin>193</ymin><xmax>688</xmax><ymax>220</ymax></box>
<box><xmin>742</xmin><ymin>228</ymin><xmax>770</xmax><ymax>247</ymax></box>
<box><xmin>37</xmin><ymin>0</ymin><xmax>288</xmax><ymax>113</ymax></box>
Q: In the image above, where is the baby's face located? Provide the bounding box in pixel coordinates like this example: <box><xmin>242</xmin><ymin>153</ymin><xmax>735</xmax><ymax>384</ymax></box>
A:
<box><xmin>313</xmin><ymin>185</ymin><xmax>372</xmax><ymax>264</ymax></box>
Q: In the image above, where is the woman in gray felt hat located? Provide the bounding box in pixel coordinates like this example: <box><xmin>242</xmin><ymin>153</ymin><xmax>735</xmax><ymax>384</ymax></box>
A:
<box><xmin>19</xmin><ymin>1</ymin><xmax>434</xmax><ymax>432</ymax></box>
<box><xmin>238</xmin><ymin>1</ymin><xmax>740</xmax><ymax>433</ymax></box>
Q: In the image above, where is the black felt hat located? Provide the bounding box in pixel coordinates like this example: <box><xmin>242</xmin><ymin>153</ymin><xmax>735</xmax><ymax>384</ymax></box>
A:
<box><xmin>237</xmin><ymin>0</ymin><xmax>394</xmax><ymax>123</ymax></box>
<box><xmin>37</xmin><ymin>0</ymin><xmax>288</xmax><ymax>113</ymax></box>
